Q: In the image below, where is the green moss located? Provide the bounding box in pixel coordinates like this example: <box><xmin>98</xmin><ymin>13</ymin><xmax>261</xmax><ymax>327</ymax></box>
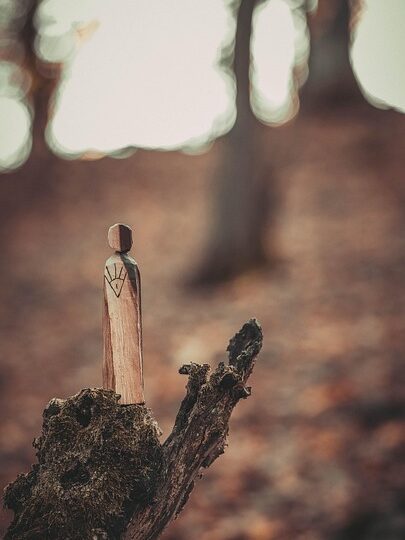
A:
<box><xmin>4</xmin><ymin>389</ymin><xmax>163</xmax><ymax>540</ymax></box>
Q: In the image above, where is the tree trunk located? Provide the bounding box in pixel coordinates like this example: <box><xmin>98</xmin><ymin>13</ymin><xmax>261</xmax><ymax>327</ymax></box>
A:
<box><xmin>0</xmin><ymin>0</ymin><xmax>61</xmax><ymax>223</ymax></box>
<box><xmin>4</xmin><ymin>320</ymin><xmax>263</xmax><ymax>540</ymax></box>
<box><xmin>302</xmin><ymin>0</ymin><xmax>364</xmax><ymax>109</ymax></box>
<box><xmin>193</xmin><ymin>0</ymin><xmax>276</xmax><ymax>285</ymax></box>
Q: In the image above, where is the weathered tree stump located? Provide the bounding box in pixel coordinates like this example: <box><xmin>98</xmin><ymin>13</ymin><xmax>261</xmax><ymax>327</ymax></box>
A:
<box><xmin>4</xmin><ymin>319</ymin><xmax>263</xmax><ymax>540</ymax></box>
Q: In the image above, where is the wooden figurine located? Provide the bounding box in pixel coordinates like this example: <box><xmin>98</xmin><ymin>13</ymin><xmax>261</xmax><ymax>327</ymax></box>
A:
<box><xmin>103</xmin><ymin>223</ymin><xmax>144</xmax><ymax>404</ymax></box>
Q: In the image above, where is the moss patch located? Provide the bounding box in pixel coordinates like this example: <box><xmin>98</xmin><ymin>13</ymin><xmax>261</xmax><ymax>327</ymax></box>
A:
<box><xmin>4</xmin><ymin>389</ymin><xmax>163</xmax><ymax>540</ymax></box>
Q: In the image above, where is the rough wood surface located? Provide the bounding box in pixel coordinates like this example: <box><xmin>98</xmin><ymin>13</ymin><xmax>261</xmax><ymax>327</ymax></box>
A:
<box><xmin>103</xmin><ymin>224</ymin><xmax>144</xmax><ymax>404</ymax></box>
<box><xmin>4</xmin><ymin>319</ymin><xmax>263</xmax><ymax>540</ymax></box>
<box><xmin>126</xmin><ymin>318</ymin><xmax>263</xmax><ymax>540</ymax></box>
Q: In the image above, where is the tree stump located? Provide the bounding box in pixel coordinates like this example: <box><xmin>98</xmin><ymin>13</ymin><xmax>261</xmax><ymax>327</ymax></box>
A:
<box><xmin>4</xmin><ymin>319</ymin><xmax>263</xmax><ymax>540</ymax></box>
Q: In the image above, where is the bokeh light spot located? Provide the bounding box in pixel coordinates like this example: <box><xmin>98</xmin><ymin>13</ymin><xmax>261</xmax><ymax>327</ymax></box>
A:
<box><xmin>0</xmin><ymin>95</ymin><xmax>32</xmax><ymax>172</ymax></box>
<box><xmin>352</xmin><ymin>0</ymin><xmax>405</xmax><ymax>112</ymax></box>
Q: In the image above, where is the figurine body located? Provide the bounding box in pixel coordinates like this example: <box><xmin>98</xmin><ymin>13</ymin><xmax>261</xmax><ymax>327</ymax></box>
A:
<box><xmin>103</xmin><ymin>224</ymin><xmax>144</xmax><ymax>404</ymax></box>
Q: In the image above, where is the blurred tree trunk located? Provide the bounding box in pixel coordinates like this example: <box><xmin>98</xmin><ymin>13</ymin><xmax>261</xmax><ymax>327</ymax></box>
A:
<box><xmin>302</xmin><ymin>0</ymin><xmax>364</xmax><ymax>108</ymax></box>
<box><xmin>193</xmin><ymin>0</ymin><xmax>276</xmax><ymax>285</ymax></box>
<box><xmin>21</xmin><ymin>0</ymin><xmax>60</xmax><ymax>156</ymax></box>
<box><xmin>0</xmin><ymin>0</ymin><xmax>60</xmax><ymax>223</ymax></box>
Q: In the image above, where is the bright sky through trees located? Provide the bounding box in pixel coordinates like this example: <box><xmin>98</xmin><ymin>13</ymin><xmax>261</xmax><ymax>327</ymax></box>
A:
<box><xmin>48</xmin><ymin>0</ymin><xmax>302</xmax><ymax>157</ymax></box>
<box><xmin>49</xmin><ymin>0</ymin><xmax>236</xmax><ymax>155</ymax></box>
<box><xmin>0</xmin><ymin>0</ymin><xmax>405</xmax><ymax>170</ymax></box>
<box><xmin>352</xmin><ymin>0</ymin><xmax>405</xmax><ymax>111</ymax></box>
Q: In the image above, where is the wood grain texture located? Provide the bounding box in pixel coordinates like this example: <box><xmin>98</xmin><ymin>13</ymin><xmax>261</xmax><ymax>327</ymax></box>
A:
<box><xmin>103</xmin><ymin>251</ymin><xmax>144</xmax><ymax>404</ymax></box>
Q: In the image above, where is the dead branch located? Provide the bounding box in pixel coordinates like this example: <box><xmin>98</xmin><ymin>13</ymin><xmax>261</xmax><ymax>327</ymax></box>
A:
<box><xmin>4</xmin><ymin>319</ymin><xmax>263</xmax><ymax>540</ymax></box>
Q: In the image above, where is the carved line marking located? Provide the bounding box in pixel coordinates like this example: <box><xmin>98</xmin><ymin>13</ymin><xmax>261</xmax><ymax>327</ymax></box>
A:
<box><xmin>104</xmin><ymin>264</ymin><xmax>127</xmax><ymax>298</ymax></box>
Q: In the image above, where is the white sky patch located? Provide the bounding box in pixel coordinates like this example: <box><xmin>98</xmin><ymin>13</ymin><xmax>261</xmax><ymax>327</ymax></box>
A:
<box><xmin>48</xmin><ymin>0</ymin><xmax>235</xmax><ymax>156</ymax></box>
<box><xmin>251</xmin><ymin>0</ymin><xmax>297</xmax><ymax>124</ymax></box>
<box><xmin>351</xmin><ymin>0</ymin><xmax>405</xmax><ymax>112</ymax></box>
<box><xmin>0</xmin><ymin>60</ymin><xmax>32</xmax><ymax>171</ymax></box>
<box><xmin>0</xmin><ymin>97</ymin><xmax>31</xmax><ymax>171</ymax></box>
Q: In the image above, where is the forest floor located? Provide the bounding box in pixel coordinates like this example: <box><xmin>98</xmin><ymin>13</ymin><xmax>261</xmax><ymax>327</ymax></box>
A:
<box><xmin>1</xmin><ymin>104</ymin><xmax>405</xmax><ymax>539</ymax></box>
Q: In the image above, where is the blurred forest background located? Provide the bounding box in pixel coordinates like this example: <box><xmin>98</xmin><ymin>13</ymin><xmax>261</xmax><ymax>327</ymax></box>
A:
<box><xmin>1</xmin><ymin>0</ymin><xmax>405</xmax><ymax>538</ymax></box>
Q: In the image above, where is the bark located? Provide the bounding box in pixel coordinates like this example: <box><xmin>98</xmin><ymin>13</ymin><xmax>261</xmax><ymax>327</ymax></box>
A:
<box><xmin>302</xmin><ymin>0</ymin><xmax>364</xmax><ymax>109</ymax></box>
<box><xmin>193</xmin><ymin>0</ymin><xmax>277</xmax><ymax>284</ymax></box>
<box><xmin>4</xmin><ymin>319</ymin><xmax>263</xmax><ymax>540</ymax></box>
